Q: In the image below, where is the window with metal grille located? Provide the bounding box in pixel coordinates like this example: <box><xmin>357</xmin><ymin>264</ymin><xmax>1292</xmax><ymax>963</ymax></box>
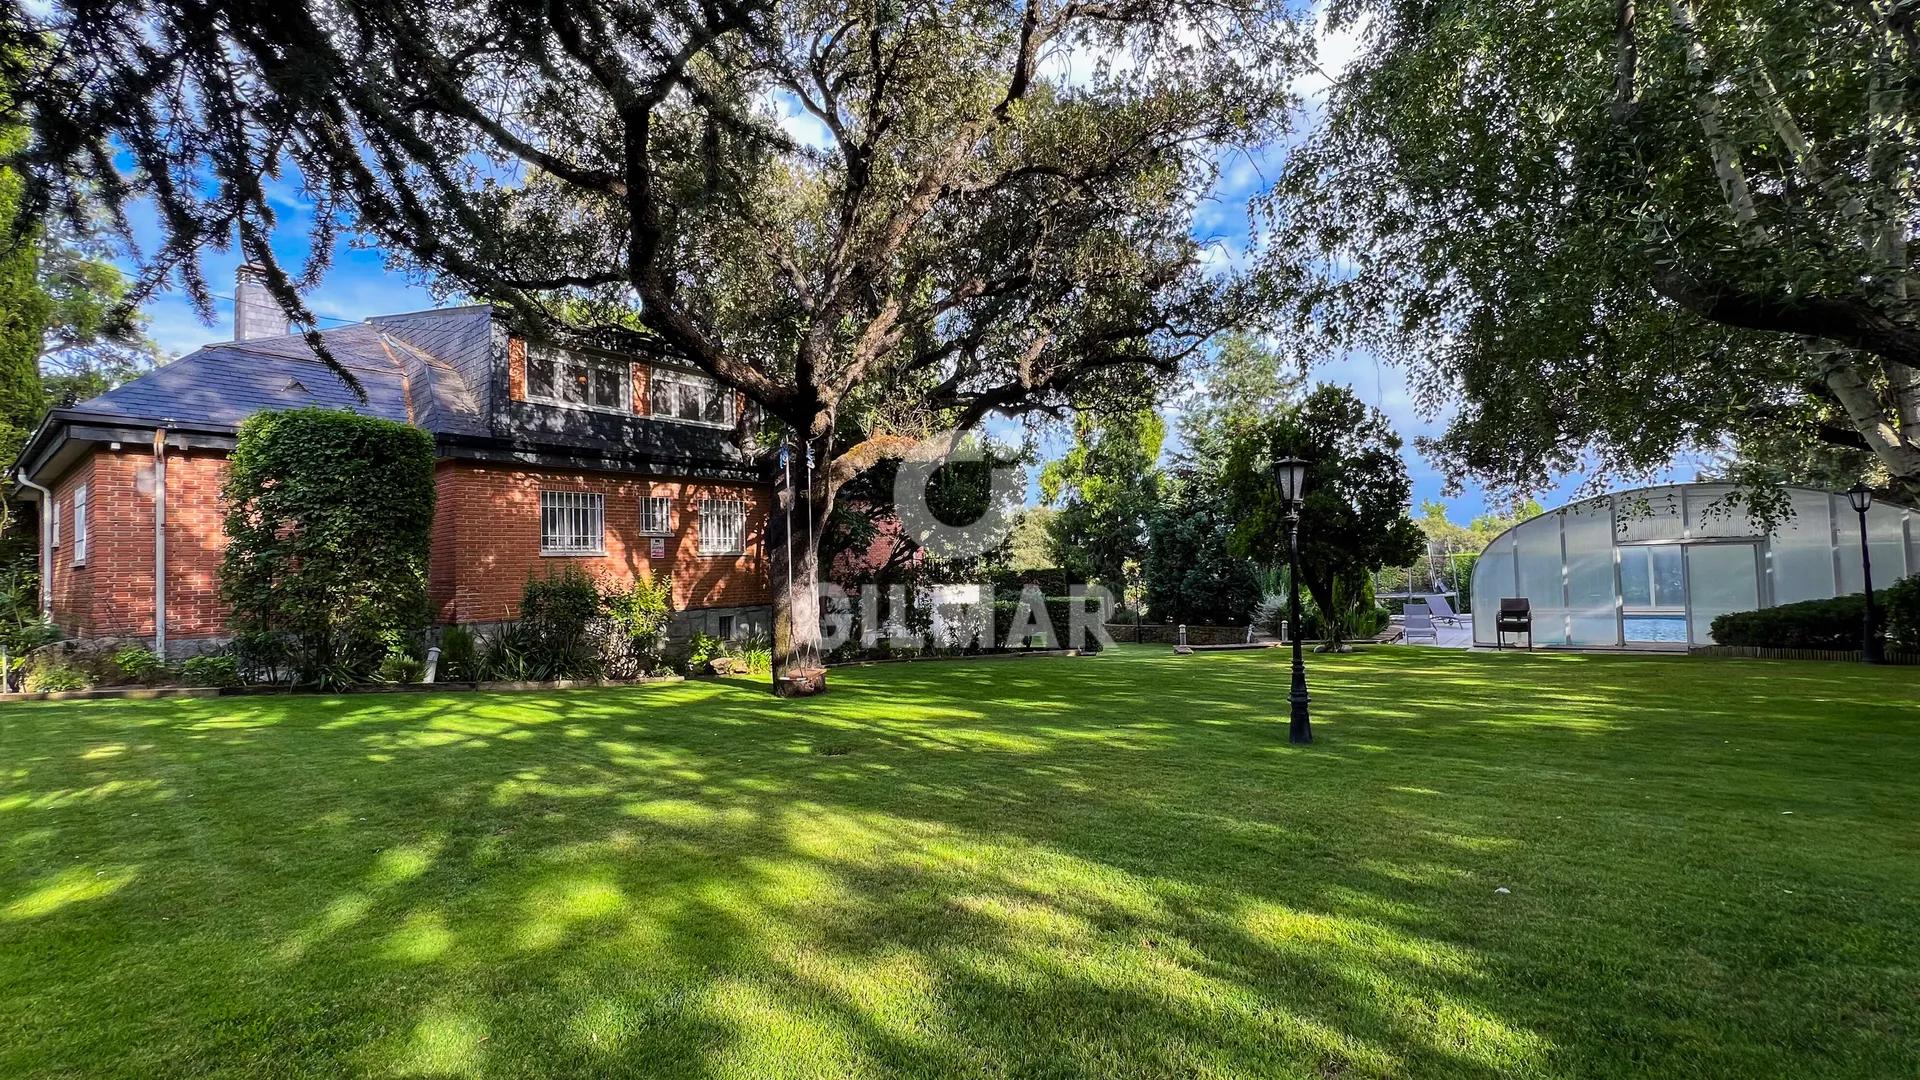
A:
<box><xmin>699</xmin><ymin>498</ymin><xmax>745</xmax><ymax>555</ymax></box>
<box><xmin>72</xmin><ymin>485</ymin><xmax>88</xmax><ymax>566</ymax></box>
<box><xmin>640</xmin><ymin>495</ymin><xmax>672</xmax><ymax>535</ymax></box>
<box><xmin>540</xmin><ymin>491</ymin><xmax>605</xmax><ymax>555</ymax></box>
<box><xmin>647</xmin><ymin>370</ymin><xmax>735</xmax><ymax>426</ymax></box>
<box><xmin>526</xmin><ymin>346</ymin><xmax>628</xmax><ymax>411</ymax></box>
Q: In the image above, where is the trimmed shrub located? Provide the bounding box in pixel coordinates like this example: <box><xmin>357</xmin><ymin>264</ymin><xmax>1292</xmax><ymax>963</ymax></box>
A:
<box><xmin>1711</xmin><ymin>594</ymin><xmax>1880</xmax><ymax>650</ymax></box>
<box><xmin>989</xmin><ymin>594</ymin><xmax>1107</xmax><ymax>653</ymax></box>
<box><xmin>1885</xmin><ymin>575</ymin><xmax>1920</xmax><ymax>650</ymax></box>
<box><xmin>219</xmin><ymin>408</ymin><xmax>435</xmax><ymax>687</ymax></box>
<box><xmin>988</xmin><ymin>568</ymin><xmax>1077</xmax><ymax>598</ymax></box>
<box><xmin>375</xmin><ymin>650</ymin><xmax>426</xmax><ymax>684</ymax></box>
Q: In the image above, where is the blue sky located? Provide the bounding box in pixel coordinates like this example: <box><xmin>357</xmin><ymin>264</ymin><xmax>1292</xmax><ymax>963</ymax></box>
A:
<box><xmin>121</xmin><ymin>12</ymin><xmax>1697</xmax><ymax>524</ymax></box>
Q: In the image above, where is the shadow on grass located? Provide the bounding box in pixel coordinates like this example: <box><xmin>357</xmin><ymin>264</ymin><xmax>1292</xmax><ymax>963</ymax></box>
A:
<box><xmin>1</xmin><ymin>646</ymin><xmax>1917</xmax><ymax>1077</ymax></box>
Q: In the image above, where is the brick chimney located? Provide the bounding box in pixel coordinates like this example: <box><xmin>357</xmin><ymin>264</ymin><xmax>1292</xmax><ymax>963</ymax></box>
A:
<box><xmin>233</xmin><ymin>264</ymin><xmax>290</xmax><ymax>341</ymax></box>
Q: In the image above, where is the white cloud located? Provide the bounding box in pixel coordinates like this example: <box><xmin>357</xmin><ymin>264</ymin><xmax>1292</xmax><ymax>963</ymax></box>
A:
<box><xmin>1035</xmin><ymin>38</ymin><xmax>1138</xmax><ymax>89</ymax></box>
<box><xmin>1291</xmin><ymin>7</ymin><xmax>1371</xmax><ymax>100</ymax></box>
<box><xmin>771</xmin><ymin>92</ymin><xmax>836</xmax><ymax>154</ymax></box>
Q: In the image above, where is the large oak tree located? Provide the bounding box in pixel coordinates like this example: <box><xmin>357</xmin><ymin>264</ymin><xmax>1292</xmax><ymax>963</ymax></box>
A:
<box><xmin>3</xmin><ymin>0</ymin><xmax>1304</xmax><ymax>691</ymax></box>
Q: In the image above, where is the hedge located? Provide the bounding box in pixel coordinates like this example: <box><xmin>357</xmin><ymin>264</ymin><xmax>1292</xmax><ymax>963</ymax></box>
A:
<box><xmin>1887</xmin><ymin>576</ymin><xmax>1920</xmax><ymax>650</ymax></box>
<box><xmin>1711</xmin><ymin>593</ymin><xmax>1880</xmax><ymax>650</ymax></box>
<box><xmin>219</xmin><ymin>408</ymin><xmax>436</xmax><ymax>686</ymax></box>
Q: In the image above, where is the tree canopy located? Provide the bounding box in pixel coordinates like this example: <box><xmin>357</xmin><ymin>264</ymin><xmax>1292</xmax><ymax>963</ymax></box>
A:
<box><xmin>1141</xmin><ymin>461</ymin><xmax>1264</xmax><ymax>626</ymax></box>
<box><xmin>1220</xmin><ymin>383</ymin><xmax>1425</xmax><ymax>629</ymax></box>
<box><xmin>0</xmin><ymin>87</ymin><xmax>160</xmax><ymax>470</ymax></box>
<box><xmin>0</xmin><ymin>121</ymin><xmax>49</xmax><ymax>468</ymax></box>
<box><xmin>1266</xmin><ymin>0</ymin><xmax>1920</xmax><ymax>504</ymax></box>
<box><xmin>1039</xmin><ymin>408</ymin><xmax>1163</xmax><ymax>596</ymax></box>
<box><xmin>5</xmin><ymin>0</ymin><xmax>1306</xmax><ymax>688</ymax></box>
<box><xmin>1414</xmin><ymin>499</ymin><xmax>1543</xmax><ymax>557</ymax></box>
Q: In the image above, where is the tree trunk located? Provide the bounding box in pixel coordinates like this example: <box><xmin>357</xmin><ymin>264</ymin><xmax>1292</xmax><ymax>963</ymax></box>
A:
<box><xmin>768</xmin><ymin>436</ymin><xmax>833</xmax><ymax>696</ymax></box>
<box><xmin>1305</xmin><ymin>575</ymin><xmax>1340</xmax><ymax>647</ymax></box>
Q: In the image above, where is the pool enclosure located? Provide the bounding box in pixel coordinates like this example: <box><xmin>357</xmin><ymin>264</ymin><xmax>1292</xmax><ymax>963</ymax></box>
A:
<box><xmin>1470</xmin><ymin>484</ymin><xmax>1919</xmax><ymax>648</ymax></box>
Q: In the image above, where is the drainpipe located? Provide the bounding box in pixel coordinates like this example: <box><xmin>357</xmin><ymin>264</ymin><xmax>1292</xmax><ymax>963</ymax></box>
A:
<box><xmin>152</xmin><ymin>428</ymin><xmax>167</xmax><ymax>658</ymax></box>
<box><xmin>14</xmin><ymin>471</ymin><xmax>52</xmax><ymax>620</ymax></box>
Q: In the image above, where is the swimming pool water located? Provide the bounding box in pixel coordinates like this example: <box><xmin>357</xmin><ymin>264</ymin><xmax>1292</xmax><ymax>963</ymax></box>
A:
<box><xmin>1623</xmin><ymin>615</ymin><xmax>1689</xmax><ymax>643</ymax></box>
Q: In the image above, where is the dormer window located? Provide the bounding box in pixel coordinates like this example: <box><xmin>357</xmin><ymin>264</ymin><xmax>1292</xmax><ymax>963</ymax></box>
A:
<box><xmin>648</xmin><ymin>370</ymin><xmax>735</xmax><ymax>427</ymax></box>
<box><xmin>526</xmin><ymin>345</ymin><xmax>628</xmax><ymax>412</ymax></box>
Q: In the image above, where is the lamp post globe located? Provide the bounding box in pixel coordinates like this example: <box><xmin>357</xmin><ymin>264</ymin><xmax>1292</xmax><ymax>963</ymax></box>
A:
<box><xmin>1272</xmin><ymin>456</ymin><xmax>1312</xmax><ymax>744</ymax></box>
<box><xmin>1845</xmin><ymin>484</ymin><xmax>1883</xmax><ymax>664</ymax></box>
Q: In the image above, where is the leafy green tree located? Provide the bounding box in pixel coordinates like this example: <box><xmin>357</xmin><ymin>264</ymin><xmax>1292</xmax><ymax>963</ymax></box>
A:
<box><xmin>1005</xmin><ymin>507</ymin><xmax>1058</xmax><ymax>573</ymax></box>
<box><xmin>819</xmin><ymin>437</ymin><xmax>1026</xmax><ymax>587</ymax></box>
<box><xmin>1267</xmin><ymin>0</ymin><xmax>1920</xmax><ymax>503</ymax></box>
<box><xmin>1142</xmin><ymin>456</ymin><xmax>1264</xmax><ymax>626</ymax></box>
<box><xmin>36</xmin><ymin>223</ymin><xmax>162</xmax><ymax>407</ymax></box>
<box><xmin>1701</xmin><ymin>424</ymin><xmax>1879</xmax><ymax>496</ymax></box>
<box><xmin>12</xmin><ymin>0</ymin><xmax>1302</xmax><ymax>690</ymax></box>
<box><xmin>1181</xmin><ymin>332</ymin><xmax>1299</xmax><ymax>437</ymax></box>
<box><xmin>1415</xmin><ymin>499</ymin><xmax>1542</xmax><ymax>556</ymax></box>
<box><xmin>0</xmin><ymin>126</ymin><xmax>51</xmax><ymax>469</ymax></box>
<box><xmin>1221</xmin><ymin>384</ymin><xmax>1425</xmax><ymax>642</ymax></box>
<box><xmin>1040</xmin><ymin>409</ymin><xmax>1163</xmax><ymax>596</ymax></box>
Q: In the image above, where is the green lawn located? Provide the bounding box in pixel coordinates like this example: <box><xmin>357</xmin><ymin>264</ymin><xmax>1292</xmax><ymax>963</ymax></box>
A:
<box><xmin>1</xmin><ymin>646</ymin><xmax>1916</xmax><ymax>1078</ymax></box>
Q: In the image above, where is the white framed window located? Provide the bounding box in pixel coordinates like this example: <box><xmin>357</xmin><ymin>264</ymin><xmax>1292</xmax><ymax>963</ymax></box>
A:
<box><xmin>640</xmin><ymin>494</ymin><xmax>672</xmax><ymax>536</ymax></box>
<box><xmin>49</xmin><ymin>496</ymin><xmax>60</xmax><ymax>548</ymax></box>
<box><xmin>526</xmin><ymin>345</ymin><xmax>629</xmax><ymax>412</ymax></box>
<box><xmin>540</xmin><ymin>491</ymin><xmax>605</xmax><ymax>555</ymax></box>
<box><xmin>698</xmin><ymin>498</ymin><xmax>746</xmax><ymax>555</ymax></box>
<box><xmin>71</xmin><ymin>485</ymin><xmax>87</xmax><ymax>566</ymax></box>
<box><xmin>648</xmin><ymin>370</ymin><xmax>735</xmax><ymax>427</ymax></box>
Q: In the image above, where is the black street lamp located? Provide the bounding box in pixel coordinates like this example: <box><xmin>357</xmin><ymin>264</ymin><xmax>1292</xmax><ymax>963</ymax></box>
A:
<box><xmin>1845</xmin><ymin>483</ymin><xmax>1884</xmax><ymax>664</ymax></box>
<box><xmin>1273</xmin><ymin>456</ymin><xmax>1312</xmax><ymax>744</ymax></box>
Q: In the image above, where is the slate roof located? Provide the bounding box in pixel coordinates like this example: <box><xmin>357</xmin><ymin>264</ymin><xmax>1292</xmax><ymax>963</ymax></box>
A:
<box><xmin>64</xmin><ymin>308</ymin><xmax>494</xmax><ymax>437</ymax></box>
<box><xmin>29</xmin><ymin>302</ymin><xmax>760</xmax><ymax>480</ymax></box>
<box><xmin>369</xmin><ymin>307</ymin><xmax>494</xmax><ymax>437</ymax></box>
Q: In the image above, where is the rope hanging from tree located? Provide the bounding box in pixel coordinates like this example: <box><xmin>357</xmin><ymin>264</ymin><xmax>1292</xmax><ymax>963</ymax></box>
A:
<box><xmin>781</xmin><ymin>441</ymin><xmax>822</xmax><ymax>683</ymax></box>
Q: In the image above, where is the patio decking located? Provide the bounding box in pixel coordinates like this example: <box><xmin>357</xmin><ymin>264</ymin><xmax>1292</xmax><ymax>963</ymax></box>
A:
<box><xmin>1391</xmin><ymin>618</ymin><xmax>1474</xmax><ymax>649</ymax></box>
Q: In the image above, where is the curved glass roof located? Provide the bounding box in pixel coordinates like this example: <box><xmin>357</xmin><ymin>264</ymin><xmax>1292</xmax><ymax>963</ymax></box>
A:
<box><xmin>1469</xmin><ymin>483</ymin><xmax>1917</xmax><ymax>649</ymax></box>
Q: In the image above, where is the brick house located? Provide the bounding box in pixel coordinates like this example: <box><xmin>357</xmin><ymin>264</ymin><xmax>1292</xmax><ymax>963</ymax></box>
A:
<box><xmin>10</xmin><ymin>269</ymin><xmax>775</xmax><ymax>655</ymax></box>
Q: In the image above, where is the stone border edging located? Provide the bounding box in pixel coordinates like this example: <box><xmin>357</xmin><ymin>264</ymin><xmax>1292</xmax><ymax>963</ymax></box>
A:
<box><xmin>0</xmin><ymin>686</ymin><xmax>223</xmax><ymax>703</ymax></box>
<box><xmin>0</xmin><ymin>676</ymin><xmax>686</xmax><ymax>703</ymax></box>
<box><xmin>215</xmin><ymin>675</ymin><xmax>687</xmax><ymax>696</ymax></box>
<box><xmin>0</xmin><ymin>652</ymin><xmax>1106</xmax><ymax>703</ymax></box>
